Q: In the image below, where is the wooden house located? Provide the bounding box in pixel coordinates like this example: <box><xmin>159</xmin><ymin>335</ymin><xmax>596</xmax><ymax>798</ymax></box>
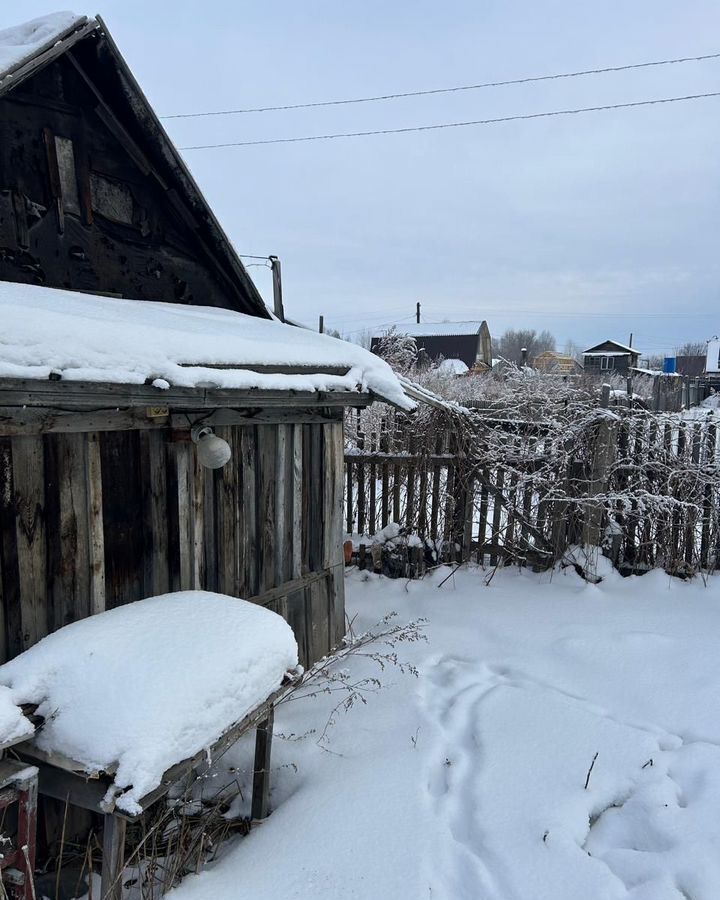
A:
<box><xmin>532</xmin><ymin>350</ymin><xmax>582</xmax><ymax>375</ymax></box>
<box><xmin>583</xmin><ymin>340</ymin><xmax>640</xmax><ymax>376</ymax></box>
<box><xmin>0</xmin><ymin>12</ymin><xmax>410</xmax><ymax>670</ymax></box>
<box><xmin>371</xmin><ymin>321</ymin><xmax>493</xmax><ymax>371</ymax></box>
<box><xmin>0</xmin><ymin>12</ymin><xmax>413</xmax><ymax>895</ymax></box>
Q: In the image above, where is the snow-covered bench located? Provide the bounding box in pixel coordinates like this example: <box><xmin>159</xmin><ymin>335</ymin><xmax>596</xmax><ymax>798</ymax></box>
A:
<box><xmin>0</xmin><ymin>591</ymin><xmax>300</xmax><ymax>900</ymax></box>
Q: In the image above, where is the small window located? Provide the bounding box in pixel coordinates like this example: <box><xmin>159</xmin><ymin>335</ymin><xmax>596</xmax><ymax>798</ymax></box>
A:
<box><xmin>90</xmin><ymin>172</ymin><xmax>134</xmax><ymax>225</ymax></box>
<box><xmin>600</xmin><ymin>357</ymin><xmax>615</xmax><ymax>370</ymax></box>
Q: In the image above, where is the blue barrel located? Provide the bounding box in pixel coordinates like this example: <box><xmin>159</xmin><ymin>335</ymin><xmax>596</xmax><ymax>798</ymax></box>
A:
<box><xmin>663</xmin><ymin>357</ymin><xmax>677</xmax><ymax>373</ymax></box>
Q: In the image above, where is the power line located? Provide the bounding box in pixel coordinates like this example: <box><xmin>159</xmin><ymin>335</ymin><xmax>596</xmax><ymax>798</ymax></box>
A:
<box><xmin>178</xmin><ymin>90</ymin><xmax>720</xmax><ymax>150</ymax></box>
<box><xmin>422</xmin><ymin>309</ymin><xmax>718</xmax><ymax>319</ymax></box>
<box><xmin>163</xmin><ymin>51</ymin><xmax>720</xmax><ymax>119</ymax></box>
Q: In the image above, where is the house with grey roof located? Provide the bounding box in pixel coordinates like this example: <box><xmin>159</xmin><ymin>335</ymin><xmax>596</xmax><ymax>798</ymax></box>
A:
<box><xmin>371</xmin><ymin>321</ymin><xmax>492</xmax><ymax>371</ymax></box>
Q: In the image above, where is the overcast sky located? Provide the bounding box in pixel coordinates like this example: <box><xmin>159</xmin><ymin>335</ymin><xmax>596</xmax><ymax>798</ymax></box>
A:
<box><xmin>9</xmin><ymin>1</ymin><xmax>720</xmax><ymax>357</ymax></box>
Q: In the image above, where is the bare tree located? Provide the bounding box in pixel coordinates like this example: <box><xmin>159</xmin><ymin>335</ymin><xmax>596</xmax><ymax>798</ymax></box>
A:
<box><xmin>497</xmin><ymin>329</ymin><xmax>556</xmax><ymax>365</ymax></box>
<box><xmin>675</xmin><ymin>341</ymin><xmax>707</xmax><ymax>356</ymax></box>
<box><xmin>563</xmin><ymin>339</ymin><xmax>584</xmax><ymax>361</ymax></box>
<box><xmin>350</xmin><ymin>328</ymin><xmax>374</xmax><ymax>350</ymax></box>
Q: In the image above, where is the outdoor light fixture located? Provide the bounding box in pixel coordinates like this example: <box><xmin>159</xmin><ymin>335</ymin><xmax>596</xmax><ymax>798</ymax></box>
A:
<box><xmin>190</xmin><ymin>425</ymin><xmax>232</xmax><ymax>469</ymax></box>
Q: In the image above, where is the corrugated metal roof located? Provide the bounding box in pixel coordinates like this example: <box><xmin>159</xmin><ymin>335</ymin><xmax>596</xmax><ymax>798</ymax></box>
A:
<box><xmin>373</xmin><ymin>321</ymin><xmax>484</xmax><ymax>338</ymax></box>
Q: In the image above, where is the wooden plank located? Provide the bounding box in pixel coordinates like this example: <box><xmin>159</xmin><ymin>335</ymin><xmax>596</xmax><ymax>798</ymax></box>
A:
<box><xmin>139</xmin><ymin>431</ymin><xmax>169</xmax><ymax>597</ymax></box>
<box><xmin>346</xmin><ymin>459</ymin><xmax>354</xmax><ymax>534</ymax></box>
<box><xmin>101</xmin><ymin>814</ymin><xmax>126</xmax><ymax>900</ymax></box>
<box><xmin>489</xmin><ymin>467</ymin><xmax>504</xmax><ymax>567</ymax></box>
<box><xmin>257</xmin><ymin>426</ymin><xmax>277</xmax><ymax>597</ymax></box>
<box><xmin>99</xmin><ymin>432</ymin><xmax>143</xmax><ymax>610</ymax></box>
<box><xmin>462</xmin><ymin>474</ymin><xmax>475</xmax><ymax>562</ymax></box>
<box><xmin>291</xmin><ymin>425</ymin><xmax>304</xmax><ymax>581</ymax></box>
<box><xmin>203</xmin><ymin>448</ymin><xmax>218</xmax><ymax>593</ymax></box>
<box><xmin>0</xmin><ymin>379</ymin><xmax>372</xmax><ymax>410</ymax></box>
<box><xmin>86</xmin><ymin>433</ymin><xmax>106</xmax><ymax>614</ymax></box>
<box><xmin>392</xmin><ymin>461</ymin><xmax>402</xmax><ymax>525</ymax></box>
<box><xmin>286</xmin><ymin>426</ymin><xmax>307</xmax><ymax>664</ymax></box>
<box><xmin>430</xmin><ymin>430</ymin><xmax>443</xmax><ymax>543</ymax></box>
<box><xmin>0</xmin><ymin>407</ymin><xmax>169</xmax><ymax>437</ymax></box>
<box><xmin>214</xmin><ymin>426</ymin><xmax>238</xmax><ymax>596</ymax></box>
<box><xmin>240</xmin><ymin>428</ymin><xmax>258</xmax><ymax>597</ymax></box>
<box><xmin>48</xmin><ymin>433</ymin><xmax>90</xmax><ymax>628</ymax></box>
<box><xmin>192</xmin><ymin>451</ymin><xmax>205</xmax><ymax>589</ymax></box>
<box><xmin>11</xmin><ymin>436</ymin><xmax>47</xmax><ymax>650</ymax></box>
<box><xmin>251</xmin><ymin>710</ymin><xmax>275</xmax><ymax>820</ymax></box>
<box><xmin>380</xmin><ymin>445</ymin><xmax>390</xmax><ymax>529</ymax></box>
<box><xmin>175</xmin><ymin>442</ymin><xmax>194</xmax><ymax>590</ymax></box>
<box><xmin>273</xmin><ymin>424</ymin><xmax>290</xmax><ymax>620</ymax></box>
<box><xmin>0</xmin><ymin>439</ymin><xmax>20</xmax><ymax>660</ymax></box>
<box><xmin>308</xmin><ymin>576</ymin><xmax>330</xmax><ymax>662</ymax></box>
<box><xmin>324</xmin><ymin>422</ymin><xmax>345</xmax><ymax>646</ymax></box>
<box><xmin>476</xmin><ymin>470</ymin><xmax>489</xmax><ymax>564</ymax></box>
<box><xmin>0</xmin><ymin>407</ymin><xmax>344</xmax><ymax>437</ymax></box>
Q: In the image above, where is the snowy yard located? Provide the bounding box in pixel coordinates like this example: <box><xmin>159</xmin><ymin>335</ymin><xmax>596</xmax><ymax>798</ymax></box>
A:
<box><xmin>164</xmin><ymin>561</ymin><xmax>720</xmax><ymax>900</ymax></box>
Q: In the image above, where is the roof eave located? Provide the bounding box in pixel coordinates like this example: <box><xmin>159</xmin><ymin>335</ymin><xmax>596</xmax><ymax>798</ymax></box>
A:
<box><xmin>0</xmin><ymin>16</ymin><xmax>97</xmax><ymax>97</ymax></box>
<box><xmin>0</xmin><ymin>377</ymin><xmax>372</xmax><ymax>410</ymax></box>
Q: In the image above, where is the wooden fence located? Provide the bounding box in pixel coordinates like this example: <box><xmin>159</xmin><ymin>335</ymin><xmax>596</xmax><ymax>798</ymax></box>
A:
<box><xmin>344</xmin><ymin>410</ymin><xmax>720</xmax><ymax>577</ymax></box>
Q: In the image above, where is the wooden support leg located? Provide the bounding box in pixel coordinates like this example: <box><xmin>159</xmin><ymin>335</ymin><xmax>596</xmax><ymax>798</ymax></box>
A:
<box><xmin>251</xmin><ymin>708</ymin><xmax>275</xmax><ymax>820</ymax></box>
<box><xmin>101</xmin><ymin>814</ymin><xmax>126</xmax><ymax>900</ymax></box>
<box><xmin>16</xmin><ymin>774</ymin><xmax>38</xmax><ymax>900</ymax></box>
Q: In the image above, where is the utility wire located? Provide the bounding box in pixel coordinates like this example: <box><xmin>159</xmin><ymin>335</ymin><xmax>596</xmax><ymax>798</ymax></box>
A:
<box><xmin>179</xmin><ymin>91</ymin><xmax>720</xmax><ymax>150</ymax></box>
<box><xmin>163</xmin><ymin>52</ymin><xmax>720</xmax><ymax>119</ymax></box>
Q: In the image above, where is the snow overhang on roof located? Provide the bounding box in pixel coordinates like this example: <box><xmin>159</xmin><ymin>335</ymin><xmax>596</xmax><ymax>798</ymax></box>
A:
<box><xmin>584</xmin><ymin>351</ymin><xmax>636</xmax><ymax>357</ymax></box>
<box><xmin>0</xmin><ymin>11</ymin><xmax>91</xmax><ymax>83</ymax></box>
<box><xmin>0</xmin><ymin>283</ymin><xmax>413</xmax><ymax>409</ymax></box>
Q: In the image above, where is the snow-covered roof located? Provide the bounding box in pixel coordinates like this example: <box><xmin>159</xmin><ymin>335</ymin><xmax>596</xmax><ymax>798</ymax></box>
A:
<box><xmin>0</xmin><ymin>591</ymin><xmax>299</xmax><ymax>815</ymax></box>
<box><xmin>0</xmin><ymin>11</ymin><xmax>86</xmax><ymax>82</ymax></box>
<box><xmin>583</xmin><ymin>341</ymin><xmax>638</xmax><ymax>355</ymax></box>
<box><xmin>0</xmin><ymin>283</ymin><xmax>412</xmax><ymax>408</ymax></box>
<box><xmin>374</xmin><ymin>321</ymin><xmax>485</xmax><ymax>338</ymax></box>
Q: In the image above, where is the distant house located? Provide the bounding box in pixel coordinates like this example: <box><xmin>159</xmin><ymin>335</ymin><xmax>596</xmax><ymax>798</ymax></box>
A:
<box><xmin>583</xmin><ymin>340</ymin><xmax>640</xmax><ymax>375</ymax></box>
<box><xmin>532</xmin><ymin>350</ymin><xmax>582</xmax><ymax>375</ymax></box>
<box><xmin>371</xmin><ymin>321</ymin><xmax>492</xmax><ymax>370</ymax></box>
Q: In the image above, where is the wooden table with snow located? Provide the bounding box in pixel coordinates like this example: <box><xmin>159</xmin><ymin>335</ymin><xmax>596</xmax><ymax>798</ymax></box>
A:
<box><xmin>0</xmin><ymin>591</ymin><xmax>299</xmax><ymax>900</ymax></box>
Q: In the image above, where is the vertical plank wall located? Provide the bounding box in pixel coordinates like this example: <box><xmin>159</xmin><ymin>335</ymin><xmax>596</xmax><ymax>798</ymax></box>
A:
<box><xmin>0</xmin><ymin>417</ymin><xmax>345</xmax><ymax>667</ymax></box>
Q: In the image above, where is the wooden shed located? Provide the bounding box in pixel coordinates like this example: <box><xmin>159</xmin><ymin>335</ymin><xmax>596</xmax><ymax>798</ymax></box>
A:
<box><xmin>0</xmin><ymin>13</ymin><xmax>410</xmax><ymax>669</ymax></box>
<box><xmin>371</xmin><ymin>321</ymin><xmax>493</xmax><ymax>371</ymax></box>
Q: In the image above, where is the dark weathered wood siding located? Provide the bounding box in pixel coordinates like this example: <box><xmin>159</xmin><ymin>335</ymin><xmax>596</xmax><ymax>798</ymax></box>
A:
<box><xmin>0</xmin><ymin>51</ymin><xmax>252</xmax><ymax>311</ymax></box>
<box><xmin>0</xmin><ymin>416</ymin><xmax>345</xmax><ymax>668</ymax></box>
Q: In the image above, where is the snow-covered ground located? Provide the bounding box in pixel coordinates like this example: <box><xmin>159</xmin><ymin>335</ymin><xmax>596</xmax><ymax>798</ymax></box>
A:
<box><xmin>167</xmin><ymin>562</ymin><xmax>720</xmax><ymax>900</ymax></box>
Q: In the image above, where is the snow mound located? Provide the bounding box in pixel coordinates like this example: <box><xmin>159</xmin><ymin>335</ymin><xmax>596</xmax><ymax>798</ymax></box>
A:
<box><xmin>0</xmin><ymin>684</ymin><xmax>33</xmax><ymax>748</ymax></box>
<box><xmin>0</xmin><ymin>282</ymin><xmax>412</xmax><ymax>409</ymax></box>
<box><xmin>0</xmin><ymin>591</ymin><xmax>298</xmax><ymax>814</ymax></box>
<box><xmin>0</xmin><ymin>12</ymin><xmax>84</xmax><ymax>79</ymax></box>
<box><xmin>437</xmin><ymin>358</ymin><xmax>469</xmax><ymax>375</ymax></box>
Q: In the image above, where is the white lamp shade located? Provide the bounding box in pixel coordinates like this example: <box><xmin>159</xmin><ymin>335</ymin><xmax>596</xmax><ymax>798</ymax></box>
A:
<box><xmin>196</xmin><ymin>432</ymin><xmax>232</xmax><ymax>469</ymax></box>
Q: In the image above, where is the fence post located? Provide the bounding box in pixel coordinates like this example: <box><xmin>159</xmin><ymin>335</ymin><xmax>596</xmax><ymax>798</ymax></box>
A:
<box><xmin>582</xmin><ymin>410</ymin><xmax>617</xmax><ymax>559</ymax></box>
